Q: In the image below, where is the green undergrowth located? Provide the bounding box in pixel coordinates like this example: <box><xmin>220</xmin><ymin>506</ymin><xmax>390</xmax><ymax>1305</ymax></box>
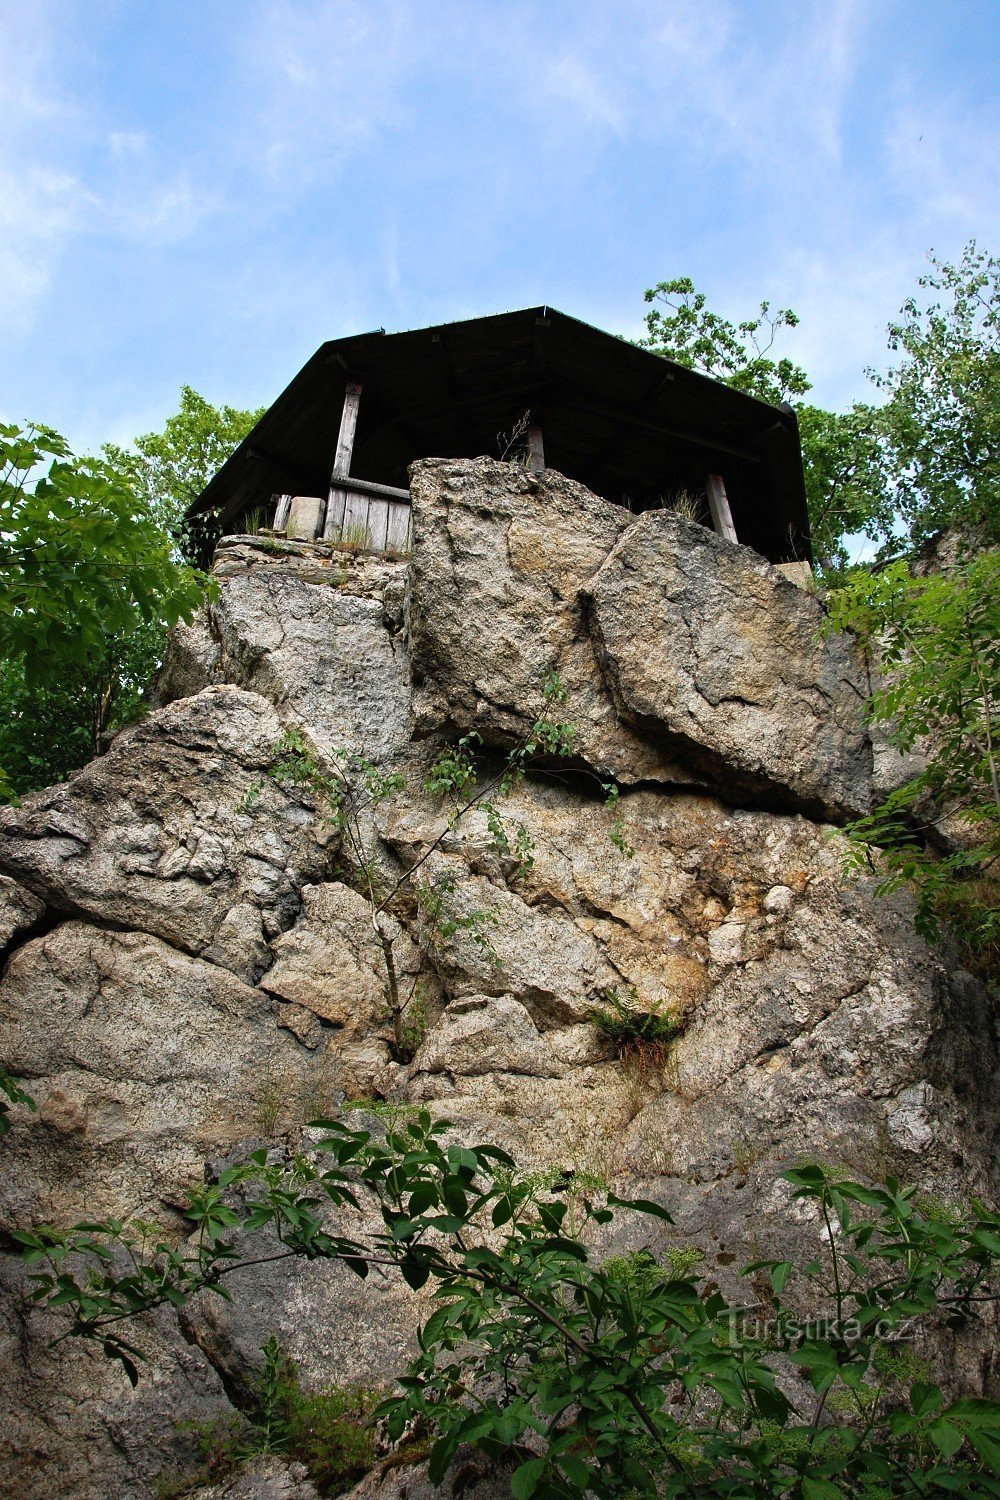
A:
<box><xmin>159</xmin><ymin>1339</ymin><xmax>384</xmax><ymax>1498</ymax></box>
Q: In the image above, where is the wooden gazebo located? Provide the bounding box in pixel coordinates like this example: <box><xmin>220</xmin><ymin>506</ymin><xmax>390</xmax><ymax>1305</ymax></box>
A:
<box><xmin>188</xmin><ymin>307</ymin><xmax>812</xmax><ymax>566</ymax></box>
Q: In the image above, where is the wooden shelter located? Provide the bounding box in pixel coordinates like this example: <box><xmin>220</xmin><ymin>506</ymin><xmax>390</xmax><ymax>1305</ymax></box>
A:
<box><xmin>188</xmin><ymin>307</ymin><xmax>812</xmax><ymax>565</ymax></box>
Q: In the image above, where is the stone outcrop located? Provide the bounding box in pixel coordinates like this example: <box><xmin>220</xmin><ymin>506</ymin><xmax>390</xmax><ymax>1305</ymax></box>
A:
<box><xmin>582</xmin><ymin>507</ymin><xmax>872</xmax><ymax>818</ymax></box>
<box><xmin>407</xmin><ymin>459</ymin><xmax>872</xmax><ymax>818</ymax></box>
<box><xmin>0</xmin><ymin>686</ymin><xmax>336</xmax><ymax>984</ymax></box>
<box><xmin>0</xmin><ymin>460</ymin><xmax>995</xmax><ymax>1498</ymax></box>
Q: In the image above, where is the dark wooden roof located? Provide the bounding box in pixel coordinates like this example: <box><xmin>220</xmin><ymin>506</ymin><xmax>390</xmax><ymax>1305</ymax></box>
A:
<box><xmin>189</xmin><ymin>306</ymin><xmax>811</xmax><ymax>564</ymax></box>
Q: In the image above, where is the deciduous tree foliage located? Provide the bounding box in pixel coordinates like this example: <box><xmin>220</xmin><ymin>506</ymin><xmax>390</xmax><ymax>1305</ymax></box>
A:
<box><xmin>103</xmin><ymin>383</ymin><xmax>263</xmax><ymax>542</ymax></box>
<box><xmin>641</xmin><ymin>244</ymin><xmax>999</xmax><ymax>575</ymax></box>
<box><xmin>640</xmin><ymin>275</ymin><xmax>883</xmax><ymax>574</ymax></box>
<box><xmin>0</xmin><ymin>385</ymin><xmax>260</xmax><ymax>797</ymax></box>
<box><xmin>0</xmin><ymin>421</ymin><xmax>210</xmax><ymax>796</ymax></box>
<box><xmin>828</xmin><ymin>553</ymin><xmax>1000</xmax><ymax>961</ymax></box>
<box><xmin>874</xmin><ymin>244</ymin><xmax>1000</xmax><ymax>551</ymax></box>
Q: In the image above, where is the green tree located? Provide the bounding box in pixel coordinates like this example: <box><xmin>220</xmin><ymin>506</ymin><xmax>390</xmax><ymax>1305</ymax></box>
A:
<box><xmin>827</xmin><ymin>552</ymin><xmax>1000</xmax><ymax>965</ymax></box>
<box><xmin>0</xmin><ymin>421</ymin><xmax>210</xmax><ymax>798</ymax></box>
<box><xmin>639</xmin><ymin>277</ymin><xmax>885</xmax><ymax>574</ymax></box>
<box><xmin>640</xmin><ymin>275</ymin><xmax>811</xmax><ymax>402</ymax></box>
<box><xmin>873</xmin><ymin>242</ymin><xmax>1000</xmax><ymax>553</ymax></box>
<box><xmin>103</xmin><ymin>385</ymin><xmax>263</xmax><ymax>557</ymax></box>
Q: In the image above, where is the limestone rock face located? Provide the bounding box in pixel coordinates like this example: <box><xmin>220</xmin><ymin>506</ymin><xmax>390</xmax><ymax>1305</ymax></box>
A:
<box><xmin>0</xmin><ymin>463</ymin><xmax>995</xmax><ymax>1498</ymax></box>
<box><xmin>583</xmin><ymin>508</ymin><xmax>873</xmax><ymax>818</ymax></box>
<box><xmin>407</xmin><ymin>458</ymin><xmax>872</xmax><ymax>816</ymax></box>
<box><xmin>0</xmin><ymin>1255</ymin><xmax>233</xmax><ymax>1500</ymax></box>
<box><xmin>188</xmin><ymin>1458</ymin><xmax>320</xmax><ymax>1499</ymax></box>
<box><xmin>0</xmin><ymin>686</ymin><xmax>335</xmax><ymax>983</ymax></box>
<box><xmin>0</xmin><ymin>922</ymin><xmax>335</xmax><ymax>1228</ymax></box>
<box><xmin>407</xmin><ymin>458</ymin><xmax>695</xmax><ymax>786</ymax></box>
<box><xmin>0</xmin><ymin>874</ymin><xmax>43</xmax><ymax>951</ymax></box>
<box><xmin>157</xmin><ymin>537</ymin><xmax>411</xmax><ymax>767</ymax></box>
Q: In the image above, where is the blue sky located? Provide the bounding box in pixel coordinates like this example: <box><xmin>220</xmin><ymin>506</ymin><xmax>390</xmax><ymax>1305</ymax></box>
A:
<box><xmin>2</xmin><ymin>0</ymin><xmax>998</xmax><ymax>455</ymax></box>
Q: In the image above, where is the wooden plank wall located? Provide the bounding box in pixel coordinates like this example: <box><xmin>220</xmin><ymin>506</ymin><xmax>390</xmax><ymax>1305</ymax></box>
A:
<box><xmin>338</xmin><ymin>492</ymin><xmax>413</xmax><ymax>554</ymax></box>
<box><xmin>273</xmin><ymin>493</ymin><xmax>413</xmax><ymax>555</ymax></box>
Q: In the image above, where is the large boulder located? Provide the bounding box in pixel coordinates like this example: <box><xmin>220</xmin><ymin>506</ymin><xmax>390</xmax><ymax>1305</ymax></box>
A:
<box><xmin>583</xmin><ymin>507</ymin><xmax>873</xmax><ymax>818</ymax></box>
<box><xmin>407</xmin><ymin>458</ymin><xmax>873</xmax><ymax>819</ymax></box>
<box><xmin>407</xmin><ymin>458</ymin><xmax>694</xmax><ymax>786</ymax></box>
<box><xmin>383</xmin><ymin>777</ymin><xmax>1000</xmax><ymax>1208</ymax></box>
<box><xmin>0</xmin><ymin>687</ymin><xmax>336</xmax><ymax>983</ymax></box>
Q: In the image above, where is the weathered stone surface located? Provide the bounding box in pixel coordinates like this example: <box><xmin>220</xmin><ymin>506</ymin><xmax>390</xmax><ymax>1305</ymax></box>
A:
<box><xmin>343</xmin><ymin>1451</ymin><xmax>513</xmax><ymax>1499</ymax></box>
<box><xmin>583</xmin><ymin>508</ymin><xmax>873</xmax><ymax>818</ymax></box>
<box><xmin>180</xmin><ymin>1216</ymin><xmax>424</xmax><ymax>1406</ymax></box>
<box><xmin>407</xmin><ymin>458</ymin><xmax>873</xmax><ymax>818</ymax></box>
<box><xmin>263</xmin><ymin>881</ymin><xmax>419</xmax><ymax>1032</ymax></box>
<box><xmin>386</xmin><ymin>778</ymin><xmax>999</xmax><ymax>1209</ymax></box>
<box><xmin>0</xmin><ymin>923</ymin><xmax>336</xmax><ymax>1227</ymax></box>
<box><xmin>188</xmin><ymin>1457</ymin><xmax>320</xmax><ymax>1499</ymax></box>
<box><xmin>0</xmin><ymin>1255</ymin><xmax>233</xmax><ymax>1500</ymax></box>
<box><xmin>1</xmin><ymin>464</ymin><xmax>997</xmax><ymax>1496</ymax></box>
<box><xmin>413</xmin><ymin>992</ymin><xmax>564</xmax><ymax>1078</ymax></box>
<box><xmin>157</xmin><ymin>537</ymin><xmax>412</xmax><ymax>767</ymax></box>
<box><xmin>0</xmin><ymin>873</ymin><xmax>44</xmax><ymax>954</ymax></box>
<box><xmin>407</xmin><ymin>457</ymin><xmax>699</xmax><ymax>786</ymax></box>
<box><xmin>0</xmin><ymin>687</ymin><xmax>335</xmax><ymax>983</ymax></box>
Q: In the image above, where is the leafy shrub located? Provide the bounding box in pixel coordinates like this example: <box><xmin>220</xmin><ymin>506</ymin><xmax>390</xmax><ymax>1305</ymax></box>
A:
<box><xmin>20</xmin><ymin>1111</ymin><xmax>1000</xmax><ymax>1498</ymax></box>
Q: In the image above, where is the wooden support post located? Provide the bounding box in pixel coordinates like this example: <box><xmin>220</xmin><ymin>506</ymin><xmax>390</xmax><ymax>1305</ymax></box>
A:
<box><xmin>527</xmin><ymin>422</ymin><xmax>545</xmax><ymax>476</ymax></box>
<box><xmin>272</xmin><ymin>493</ymin><xmax>292</xmax><ymax>531</ymax></box>
<box><xmin>323</xmin><ymin>382</ymin><xmax>362</xmax><ymax>540</ymax></box>
<box><xmin>706</xmin><ymin>473</ymin><xmax>738</xmax><ymax>544</ymax></box>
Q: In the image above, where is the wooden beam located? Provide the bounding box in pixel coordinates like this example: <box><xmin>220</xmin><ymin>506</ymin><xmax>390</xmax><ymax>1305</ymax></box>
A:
<box><xmin>324</xmin><ymin>382</ymin><xmax>362</xmax><ymax>539</ymax></box>
<box><xmin>332</xmin><ymin>381</ymin><xmax>362</xmax><ymax>480</ymax></box>
<box><xmin>527</xmin><ymin>422</ymin><xmax>545</xmax><ymax>475</ymax></box>
<box><xmin>706</xmin><ymin>474</ymin><xmax>738</xmax><ymax>544</ymax></box>
<box><xmin>272</xmin><ymin>493</ymin><xmax>293</xmax><ymax>530</ymax></box>
<box><xmin>561</xmin><ymin>391</ymin><xmax>759</xmax><ymax>464</ymax></box>
<box><xmin>328</xmin><ymin>475</ymin><xmax>409</xmax><ymax>503</ymax></box>
<box><xmin>590</xmin><ymin>369</ymin><xmax>673</xmax><ymax>491</ymax></box>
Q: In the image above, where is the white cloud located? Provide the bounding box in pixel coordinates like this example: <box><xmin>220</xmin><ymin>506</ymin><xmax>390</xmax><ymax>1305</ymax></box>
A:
<box><xmin>541</xmin><ymin>54</ymin><xmax>627</xmax><ymax>137</ymax></box>
<box><xmin>0</xmin><ymin>2</ymin><xmax>225</xmax><ymax>349</ymax></box>
<box><xmin>231</xmin><ymin>0</ymin><xmax>424</xmax><ymax>189</ymax></box>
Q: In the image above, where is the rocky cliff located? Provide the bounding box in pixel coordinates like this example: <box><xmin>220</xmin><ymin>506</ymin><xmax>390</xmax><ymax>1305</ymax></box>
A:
<box><xmin>0</xmin><ymin>459</ymin><xmax>997</xmax><ymax>1498</ymax></box>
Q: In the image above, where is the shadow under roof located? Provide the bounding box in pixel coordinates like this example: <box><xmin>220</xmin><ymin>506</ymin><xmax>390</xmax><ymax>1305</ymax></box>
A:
<box><xmin>189</xmin><ymin>305</ymin><xmax>812</xmax><ymax>564</ymax></box>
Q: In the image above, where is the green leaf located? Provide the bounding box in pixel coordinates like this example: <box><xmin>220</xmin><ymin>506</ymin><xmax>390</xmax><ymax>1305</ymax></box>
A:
<box><xmin>606</xmin><ymin>1194</ymin><xmax>674</xmax><ymax>1222</ymax></box>
<box><xmin>428</xmin><ymin>1433</ymin><xmax>458</xmax><ymax>1486</ymax></box>
<box><xmin>802</xmin><ymin>1480</ymin><xmax>843</xmax><ymax>1500</ymax></box>
<box><xmin>929</xmin><ymin>1419</ymin><xmax>965</xmax><ymax>1460</ymax></box>
<box><xmin>912</xmin><ymin>1383</ymin><xmax>944</xmax><ymax>1417</ymax></box>
<box><xmin>511</xmin><ymin>1458</ymin><xmax>546</xmax><ymax>1499</ymax></box>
